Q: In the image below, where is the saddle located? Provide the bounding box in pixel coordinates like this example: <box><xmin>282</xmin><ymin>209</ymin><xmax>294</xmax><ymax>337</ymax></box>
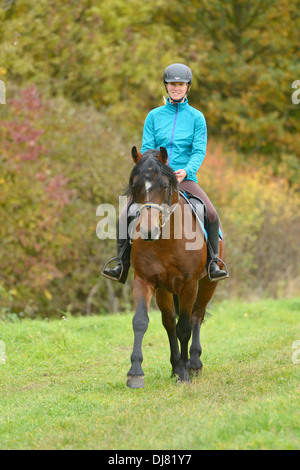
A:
<box><xmin>179</xmin><ymin>189</ymin><xmax>223</xmax><ymax>242</ymax></box>
<box><xmin>179</xmin><ymin>190</ymin><xmax>208</xmax><ymax>240</ymax></box>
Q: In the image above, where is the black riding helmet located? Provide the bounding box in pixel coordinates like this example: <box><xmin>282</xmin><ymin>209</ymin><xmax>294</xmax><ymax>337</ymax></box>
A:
<box><xmin>163</xmin><ymin>63</ymin><xmax>193</xmax><ymax>84</ymax></box>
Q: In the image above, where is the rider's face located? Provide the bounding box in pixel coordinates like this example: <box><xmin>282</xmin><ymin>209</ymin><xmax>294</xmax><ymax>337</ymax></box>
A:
<box><xmin>165</xmin><ymin>82</ymin><xmax>189</xmax><ymax>102</ymax></box>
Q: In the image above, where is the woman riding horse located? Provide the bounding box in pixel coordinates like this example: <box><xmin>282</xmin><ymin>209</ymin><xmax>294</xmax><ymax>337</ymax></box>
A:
<box><xmin>102</xmin><ymin>63</ymin><xmax>228</xmax><ymax>283</ymax></box>
<box><xmin>109</xmin><ymin>146</ymin><xmax>226</xmax><ymax>387</ymax></box>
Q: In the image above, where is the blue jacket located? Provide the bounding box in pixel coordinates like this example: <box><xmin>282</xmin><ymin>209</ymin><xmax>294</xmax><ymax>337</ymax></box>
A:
<box><xmin>141</xmin><ymin>97</ymin><xmax>207</xmax><ymax>183</ymax></box>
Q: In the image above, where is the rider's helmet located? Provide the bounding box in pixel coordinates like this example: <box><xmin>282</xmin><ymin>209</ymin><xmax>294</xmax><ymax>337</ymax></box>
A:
<box><xmin>163</xmin><ymin>63</ymin><xmax>193</xmax><ymax>85</ymax></box>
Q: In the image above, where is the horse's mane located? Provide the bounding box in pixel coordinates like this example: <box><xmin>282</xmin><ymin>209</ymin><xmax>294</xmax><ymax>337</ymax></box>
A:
<box><xmin>125</xmin><ymin>149</ymin><xmax>178</xmax><ymax>201</ymax></box>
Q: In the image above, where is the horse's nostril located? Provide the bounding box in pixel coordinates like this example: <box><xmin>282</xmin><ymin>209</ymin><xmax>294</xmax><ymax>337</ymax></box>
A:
<box><xmin>140</xmin><ymin>225</ymin><xmax>160</xmax><ymax>241</ymax></box>
<box><xmin>140</xmin><ymin>226</ymin><xmax>149</xmax><ymax>240</ymax></box>
<box><xmin>152</xmin><ymin>226</ymin><xmax>161</xmax><ymax>240</ymax></box>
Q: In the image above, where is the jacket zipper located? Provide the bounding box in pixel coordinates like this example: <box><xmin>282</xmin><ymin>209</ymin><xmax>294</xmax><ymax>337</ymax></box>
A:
<box><xmin>168</xmin><ymin>104</ymin><xmax>178</xmax><ymax>164</ymax></box>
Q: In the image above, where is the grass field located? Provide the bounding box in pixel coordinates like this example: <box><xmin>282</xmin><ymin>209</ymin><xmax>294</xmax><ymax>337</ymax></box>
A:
<box><xmin>0</xmin><ymin>298</ymin><xmax>299</xmax><ymax>450</ymax></box>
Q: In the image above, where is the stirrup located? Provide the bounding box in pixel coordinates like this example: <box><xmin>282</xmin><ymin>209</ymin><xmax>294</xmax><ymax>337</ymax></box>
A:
<box><xmin>207</xmin><ymin>257</ymin><xmax>229</xmax><ymax>282</ymax></box>
<box><xmin>101</xmin><ymin>257</ymin><xmax>124</xmax><ymax>282</ymax></box>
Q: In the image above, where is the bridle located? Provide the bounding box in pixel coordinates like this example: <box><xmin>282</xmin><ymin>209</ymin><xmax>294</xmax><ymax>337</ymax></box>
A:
<box><xmin>138</xmin><ymin>181</ymin><xmax>178</xmax><ymax>228</ymax></box>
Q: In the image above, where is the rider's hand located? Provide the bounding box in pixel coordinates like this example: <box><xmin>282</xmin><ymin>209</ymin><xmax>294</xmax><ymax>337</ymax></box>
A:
<box><xmin>175</xmin><ymin>169</ymin><xmax>187</xmax><ymax>183</ymax></box>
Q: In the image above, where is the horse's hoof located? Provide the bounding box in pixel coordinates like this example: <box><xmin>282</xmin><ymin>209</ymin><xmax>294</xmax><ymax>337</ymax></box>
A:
<box><xmin>189</xmin><ymin>366</ymin><xmax>203</xmax><ymax>378</ymax></box>
<box><xmin>177</xmin><ymin>377</ymin><xmax>192</xmax><ymax>384</ymax></box>
<box><xmin>127</xmin><ymin>375</ymin><xmax>145</xmax><ymax>389</ymax></box>
<box><xmin>176</xmin><ymin>371</ymin><xmax>192</xmax><ymax>384</ymax></box>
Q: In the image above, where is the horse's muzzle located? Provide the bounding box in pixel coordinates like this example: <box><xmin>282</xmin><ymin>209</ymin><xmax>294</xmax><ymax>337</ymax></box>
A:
<box><xmin>140</xmin><ymin>225</ymin><xmax>161</xmax><ymax>241</ymax></box>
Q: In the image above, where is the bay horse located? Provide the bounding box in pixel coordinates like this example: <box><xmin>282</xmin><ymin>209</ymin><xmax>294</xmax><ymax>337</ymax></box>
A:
<box><xmin>126</xmin><ymin>146</ymin><xmax>226</xmax><ymax>388</ymax></box>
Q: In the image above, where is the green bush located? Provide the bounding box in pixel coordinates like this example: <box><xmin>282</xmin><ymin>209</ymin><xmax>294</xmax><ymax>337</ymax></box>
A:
<box><xmin>0</xmin><ymin>85</ymin><xmax>137</xmax><ymax>316</ymax></box>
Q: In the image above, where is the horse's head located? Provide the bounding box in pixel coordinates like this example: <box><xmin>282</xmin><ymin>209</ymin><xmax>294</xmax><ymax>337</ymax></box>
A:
<box><xmin>128</xmin><ymin>147</ymin><xmax>178</xmax><ymax>241</ymax></box>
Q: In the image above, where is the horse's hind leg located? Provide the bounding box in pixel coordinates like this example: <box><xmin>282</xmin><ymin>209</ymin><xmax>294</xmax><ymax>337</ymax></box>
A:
<box><xmin>189</xmin><ymin>277</ymin><xmax>217</xmax><ymax>375</ymax></box>
<box><xmin>176</xmin><ymin>281</ymin><xmax>198</xmax><ymax>382</ymax></box>
<box><xmin>189</xmin><ymin>307</ymin><xmax>205</xmax><ymax>375</ymax></box>
<box><xmin>156</xmin><ymin>289</ymin><xmax>181</xmax><ymax>378</ymax></box>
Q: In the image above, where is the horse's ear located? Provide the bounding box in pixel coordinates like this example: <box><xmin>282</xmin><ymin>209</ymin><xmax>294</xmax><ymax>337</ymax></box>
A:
<box><xmin>131</xmin><ymin>146</ymin><xmax>143</xmax><ymax>164</ymax></box>
<box><xmin>157</xmin><ymin>147</ymin><xmax>168</xmax><ymax>164</ymax></box>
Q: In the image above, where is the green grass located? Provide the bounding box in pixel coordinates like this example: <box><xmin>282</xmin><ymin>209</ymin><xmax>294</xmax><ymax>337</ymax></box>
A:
<box><xmin>0</xmin><ymin>298</ymin><xmax>299</xmax><ymax>450</ymax></box>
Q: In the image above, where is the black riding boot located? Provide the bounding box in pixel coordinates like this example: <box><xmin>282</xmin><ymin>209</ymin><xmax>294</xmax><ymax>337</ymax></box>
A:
<box><xmin>102</xmin><ymin>219</ymin><xmax>132</xmax><ymax>284</ymax></box>
<box><xmin>207</xmin><ymin>216</ymin><xmax>229</xmax><ymax>281</ymax></box>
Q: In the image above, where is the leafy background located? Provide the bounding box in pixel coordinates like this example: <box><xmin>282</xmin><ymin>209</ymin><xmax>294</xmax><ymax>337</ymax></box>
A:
<box><xmin>0</xmin><ymin>0</ymin><xmax>299</xmax><ymax>316</ymax></box>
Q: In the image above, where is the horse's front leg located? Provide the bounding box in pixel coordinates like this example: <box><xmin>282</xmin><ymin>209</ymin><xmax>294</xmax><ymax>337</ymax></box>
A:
<box><xmin>127</xmin><ymin>277</ymin><xmax>154</xmax><ymax>389</ymax></box>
